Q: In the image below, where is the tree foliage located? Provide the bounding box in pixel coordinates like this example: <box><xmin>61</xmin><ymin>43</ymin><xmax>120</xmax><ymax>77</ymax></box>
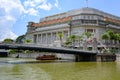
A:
<box><xmin>102</xmin><ymin>33</ymin><xmax>110</xmax><ymax>40</ymax></box>
<box><xmin>3</xmin><ymin>38</ymin><xmax>14</xmax><ymax>43</ymax></box>
<box><xmin>102</xmin><ymin>30</ymin><xmax>120</xmax><ymax>41</ymax></box>
<box><xmin>25</xmin><ymin>39</ymin><xmax>31</xmax><ymax>43</ymax></box>
<box><xmin>58</xmin><ymin>33</ymin><xmax>64</xmax><ymax>41</ymax></box>
<box><xmin>15</xmin><ymin>35</ymin><xmax>25</xmax><ymax>43</ymax></box>
<box><xmin>83</xmin><ymin>32</ymin><xmax>92</xmax><ymax>38</ymax></box>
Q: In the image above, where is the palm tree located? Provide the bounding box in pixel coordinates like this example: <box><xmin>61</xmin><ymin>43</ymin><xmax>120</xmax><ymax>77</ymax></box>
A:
<box><xmin>83</xmin><ymin>32</ymin><xmax>92</xmax><ymax>39</ymax></box>
<box><xmin>76</xmin><ymin>35</ymin><xmax>83</xmax><ymax>47</ymax></box>
<box><xmin>57</xmin><ymin>33</ymin><xmax>64</xmax><ymax>46</ymax></box>
<box><xmin>69</xmin><ymin>35</ymin><xmax>76</xmax><ymax>47</ymax></box>
<box><xmin>64</xmin><ymin>35</ymin><xmax>76</xmax><ymax>48</ymax></box>
<box><xmin>82</xmin><ymin>32</ymin><xmax>92</xmax><ymax>50</ymax></box>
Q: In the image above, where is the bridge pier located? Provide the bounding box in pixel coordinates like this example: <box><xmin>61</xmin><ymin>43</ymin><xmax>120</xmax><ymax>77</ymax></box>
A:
<box><xmin>0</xmin><ymin>50</ymin><xmax>8</xmax><ymax>57</ymax></box>
<box><xmin>96</xmin><ymin>54</ymin><xmax>116</xmax><ymax>62</ymax></box>
<box><xmin>75</xmin><ymin>54</ymin><xmax>96</xmax><ymax>62</ymax></box>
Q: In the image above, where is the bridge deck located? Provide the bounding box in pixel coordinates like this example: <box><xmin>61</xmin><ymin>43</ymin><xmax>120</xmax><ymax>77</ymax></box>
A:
<box><xmin>0</xmin><ymin>44</ymin><xmax>97</xmax><ymax>55</ymax></box>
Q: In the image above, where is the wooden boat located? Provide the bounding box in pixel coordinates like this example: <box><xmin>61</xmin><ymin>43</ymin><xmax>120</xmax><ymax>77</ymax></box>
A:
<box><xmin>36</xmin><ymin>55</ymin><xmax>58</xmax><ymax>60</ymax></box>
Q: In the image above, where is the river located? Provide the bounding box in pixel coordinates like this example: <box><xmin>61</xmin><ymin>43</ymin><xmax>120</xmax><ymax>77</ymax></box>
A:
<box><xmin>0</xmin><ymin>58</ymin><xmax>120</xmax><ymax>80</ymax></box>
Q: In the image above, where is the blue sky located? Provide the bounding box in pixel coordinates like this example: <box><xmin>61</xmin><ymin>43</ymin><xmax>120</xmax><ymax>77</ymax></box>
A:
<box><xmin>0</xmin><ymin>0</ymin><xmax>120</xmax><ymax>41</ymax></box>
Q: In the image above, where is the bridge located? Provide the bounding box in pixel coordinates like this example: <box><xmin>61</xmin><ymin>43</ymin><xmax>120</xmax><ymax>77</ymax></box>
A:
<box><xmin>0</xmin><ymin>43</ymin><xmax>97</xmax><ymax>61</ymax></box>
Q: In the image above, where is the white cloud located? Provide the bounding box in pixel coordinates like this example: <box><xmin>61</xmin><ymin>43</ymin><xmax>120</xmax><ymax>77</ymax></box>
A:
<box><xmin>0</xmin><ymin>0</ymin><xmax>24</xmax><ymax>41</ymax></box>
<box><xmin>24</xmin><ymin>0</ymin><xmax>36</xmax><ymax>7</ymax></box>
<box><xmin>24</xmin><ymin>0</ymin><xmax>60</xmax><ymax>11</ymax></box>
<box><xmin>0</xmin><ymin>0</ymin><xmax>24</xmax><ymax>15</ymax></box>
<box><xmin>0</xmin><ymin>16</ymin><xmax>18</xmax><ymax>41</ymax></box>
<box><xmin>54</xmin><ymin>0</ymin><xmax>58</xmax><ymax>8</ymax></box>
<box><xmin>37</xmin><ymin>2</ymin><xmax>52</xmax><ymax>11</ymax></box>
<box><xmin>54</xmin><ymin>0</ymin><xmax>61</xmax><ymax>10</ymax></box>
<box><xmin>24</xmin><ymin>8</ymin><xmax>39</xmax><ymax>16</ymax></box>
<box><xmin>0</xmin><ymin>0</ymin><xmax>60</xmax><ymax>41</ymax></box>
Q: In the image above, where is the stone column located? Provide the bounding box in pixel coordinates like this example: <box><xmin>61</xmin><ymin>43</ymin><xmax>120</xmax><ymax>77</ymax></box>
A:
<box><xmin>56</xmin><ymin>32</ymin><xmax>58</xmax><ymax>40</ymax></box>
<box><xmin>62</xmin><ymin>31</ymin><xmax>64</xmax><ymax>41</ymax></box>
<box><xmin>96</xmin><ymin>55</ymin><xmax>102</xmax><ymax>62</ymax></box>
<box><xmin>41</xmin><ymin>33</ymin><xmax>42</xmax><ymax>44</ymax></box>
<box><xmin>35</xmin><ymin>34</ymin><xmax>38</xmax><ymax>44</ymax></box>
<box><xmin>116</xmin><ymin>54</ymin><xmax>120</xmax><ymax>62</ymax></box>
<box><xmin>46</xmin><ymin>33</ymin><xmax>48</xmax><ymax>46</ymax></box>
<box><xmin>38</xmin><ymin>34</ymin><xmax>40</xmax><ymax>44</ymax></box>
<box><xmin>68</xmin><ymin>29</ymin><xmax>70</xmax><ymax>37</ymax></box>
<box><xmin>51</xmin><ymin>32</ymin><xmax>53</xmax><ymax>44</ymax></box>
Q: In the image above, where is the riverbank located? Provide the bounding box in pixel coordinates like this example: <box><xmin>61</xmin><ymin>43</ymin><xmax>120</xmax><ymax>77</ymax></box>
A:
<box><xmin>9</xmin><ymin>52</ymin><xmax>76</xmax><ymax>60</ymax></box>
<box><xmin>8</xmin><ymin>52</ymin><xmax>120</xmax><ymax>62</ymax></box>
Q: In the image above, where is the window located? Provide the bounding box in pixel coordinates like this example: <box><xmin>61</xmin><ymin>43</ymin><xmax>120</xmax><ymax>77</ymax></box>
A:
<box><xmin>81</xmin><ymin>20</ymin><xmax>97</xmax><ymax>24</ymax></box>
<box><xmin>85</xmin><ymin>29</ymin><xmax>96</xmax><ymax>36</ymax></box>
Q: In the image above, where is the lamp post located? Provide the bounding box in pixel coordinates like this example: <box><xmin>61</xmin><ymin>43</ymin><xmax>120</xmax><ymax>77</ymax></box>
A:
<box><xmin>68</xmin><ymin>21</ymin><xmax>72</xmax><ymax>36</ymax></box>
<box><xmin>105</xmin><ymin>24</ymin><xmax>109</xmax><ymax>31</ymax></box>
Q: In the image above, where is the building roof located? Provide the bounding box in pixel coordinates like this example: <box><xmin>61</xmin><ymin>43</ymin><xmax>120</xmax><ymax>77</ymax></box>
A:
<box><xmin>32</xmin><ymin>16</ymin><xmax>72</xmax><ymax>27</ymax></box>
<box><xmin>30</xmin><ymin>7</ymin><xmax>120</xmax><ymax>27</ymax></box>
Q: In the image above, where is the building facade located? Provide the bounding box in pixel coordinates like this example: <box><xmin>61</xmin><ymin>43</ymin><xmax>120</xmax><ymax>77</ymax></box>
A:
<box><xmin>26</xmin><ymin>7</ymin><xmax>120</xmax><ymax>49</ymax></box>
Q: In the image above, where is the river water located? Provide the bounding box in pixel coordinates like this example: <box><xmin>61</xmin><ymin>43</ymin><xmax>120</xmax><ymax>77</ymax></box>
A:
<box><xmin>0</xmin><ymin>58</ymin><xmax>120</xmax><ymax>80</ymax></box>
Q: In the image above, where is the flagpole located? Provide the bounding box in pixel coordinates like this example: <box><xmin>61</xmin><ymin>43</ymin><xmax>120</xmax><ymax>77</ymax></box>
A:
<box><xmin>86</xmin><ymin>0</ymin><xmax>88</xmax><ymax>8</ymax></box>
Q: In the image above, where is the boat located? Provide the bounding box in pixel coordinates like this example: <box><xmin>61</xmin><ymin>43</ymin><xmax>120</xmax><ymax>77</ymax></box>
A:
<box><xmin>36</xmin><ymin>55</ymin><xmax>58</xmax><ymax>60</ymax></box>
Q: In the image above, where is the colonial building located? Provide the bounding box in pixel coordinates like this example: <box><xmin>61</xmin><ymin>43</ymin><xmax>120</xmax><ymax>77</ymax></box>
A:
<box><xmin>26</xmin><ymin>7</ymin><xmax>120</xmax><ymax>49</ymax></box>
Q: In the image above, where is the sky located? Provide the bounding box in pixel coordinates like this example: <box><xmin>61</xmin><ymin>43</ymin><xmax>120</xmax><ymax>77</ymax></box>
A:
<box><xmin>0</xmin><ymin>0</ymin><xmax>120</xmax><ymax>41</ymax></box>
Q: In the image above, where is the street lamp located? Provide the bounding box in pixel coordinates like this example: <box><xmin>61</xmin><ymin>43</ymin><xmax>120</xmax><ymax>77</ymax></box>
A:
<box><xmin>68</xmin><ymin>21</ymin><xmax>72</xmax><ymax>36</ymax></box>
<box><xmin>105</xmin><ymin>24</ymin><xmax>109</xmax><ymax>31</ymax></box>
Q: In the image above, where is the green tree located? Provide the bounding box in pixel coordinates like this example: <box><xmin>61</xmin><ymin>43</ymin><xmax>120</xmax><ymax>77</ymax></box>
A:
<box><xmin>25</xmin><ymin>39</ymin><xmax>31</xmax><ymax>43</ymax></box>
<box><xmin>8</xmin><ymin>49</ymin><xmax>16</xmax><ymax>54</ymax></box>
<box><xmin>107</xmin><ymin>30</ymin><xmax>115</xmax><ymax>40</ymax></box>
<box><xmin>101</xmin><ymin>30</ymin><xmax>120</xmax><ymax>54</ymax></box>
<box><xmin>76</xmin><ymin>35</ymin><xmax>83</xmax><ymax>41</ymax></box>
<box><xmin>101</xmin><ymin>33</ymin><xmax>110</xmax><ymax>40</ymax></box>
<box><xmin>57</xmin><ymin>33</ymin><xmax>64</xmax><ymax>46</ymax></box>
<box><xmin>83</xmin><ymin>32</ymin><xmax>92</xmax><ymax>38</ymax></box>
<box><xmin>76</xmin><ymin>35</ymin><xmax>83</xmax><ymax>47</ymax></box>
<box><xmin>3</xmin><ymin>38</ymin><xmax>14</xmax><ymax>43</ymax></box>
<box><xmin>15</xmin><ymin>35</ymin><xmax>25</xmax><ymax>43</ymax></box>
<box><xmin>66</xmin><ymin>35</ymin><xmax>76</xmax><ymax>47</ymax></box>
<box><xmin>70</xmin><ymin>35</ymin><xmax>76</xmax><ymax>40</ymax></box>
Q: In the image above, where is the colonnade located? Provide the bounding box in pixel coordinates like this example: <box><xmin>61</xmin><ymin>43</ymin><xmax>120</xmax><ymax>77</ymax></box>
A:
<box><xmin>33</xmin><ymin>30</ymin><xmax>69</xmax><ymax>46</ymax></box>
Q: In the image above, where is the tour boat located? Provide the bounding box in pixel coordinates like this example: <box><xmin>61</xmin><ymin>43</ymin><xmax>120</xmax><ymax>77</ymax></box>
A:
<box><xmin>36</xmin><ymin>55</ymin><xmax>58</xmax><ymax>60</ymax></box>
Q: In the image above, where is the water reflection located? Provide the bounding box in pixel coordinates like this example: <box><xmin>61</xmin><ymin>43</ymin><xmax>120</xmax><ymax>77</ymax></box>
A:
<box><xmin>0</xmin><ymin>58</ymin><xmax>120</xmax><ymax>80</ymax></box>
<box><xmin>0</xmin><ymin>64</ymin><xmax>51</xmax><ymax>80</ymax></box>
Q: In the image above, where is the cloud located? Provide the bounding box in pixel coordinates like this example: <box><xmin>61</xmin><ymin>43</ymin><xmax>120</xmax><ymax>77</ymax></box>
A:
<box><xmin>0</xmin><ymin>15</ymin><xmax>18</xmax><ymax>41</ymax></box>
<box><xmin>24</xmin><ymin>0</ymin><xmax>36</xmax><ymax>7</ymax></box>
<box><xmin>24</xmin><ymin>8</ymin><xmax>39</xmax><ymax>16</ymax></box>
<box><xmin>54</xmin><ymin>0</ymin><xmax>58</xmax><ymax>8</ymax></box>
<box><xmin>0</xmin><ymin>0</ymin><xmax>24</xmax><ymax>41</ymax></box>
<box><xmin>37</xmin><ymin>2</ymin><xmax>52</xmax><ymax>11</ymax></box>
<box><xmin>0</xmin><ymin>0</ymin><xmax>60</xmax><ymax>41</ymax></box>
<box><xmin>24</xmin><ymin>0</ymin><xmax>60</xmax><ymax>11</ymax></box>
